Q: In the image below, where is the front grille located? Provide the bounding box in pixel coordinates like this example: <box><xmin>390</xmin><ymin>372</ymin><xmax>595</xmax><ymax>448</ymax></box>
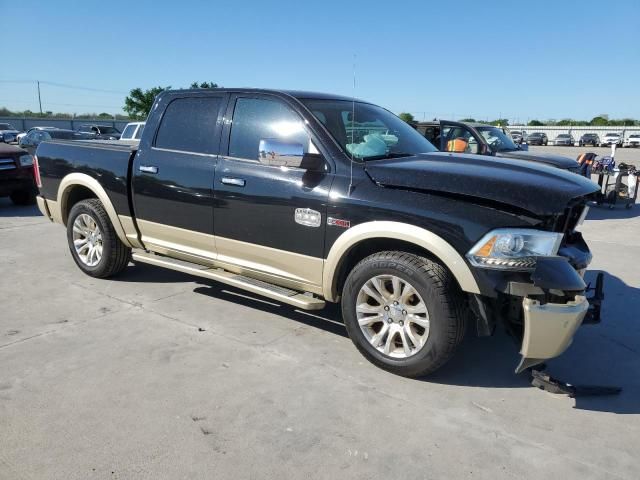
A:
<box><xmin>0</xmin><ymin>158</ymin><xmax>16</xmax><ymax>171</ymax></box>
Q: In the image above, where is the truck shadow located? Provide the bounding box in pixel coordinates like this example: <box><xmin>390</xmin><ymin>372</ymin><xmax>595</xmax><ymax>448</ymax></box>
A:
<box><xmin>586</xmin><ymin>202</ymin><xmax>640</xmax><ymax>220</ymax></box>
<box><xmin>121</xmin><ymin>263</ymin><xmax>639</xmax><ymax>413</ymax></box>
<box><xmin>0</xmin><ymin>198</ymin><xmax>42</xmax><ymax>217</ymax></box>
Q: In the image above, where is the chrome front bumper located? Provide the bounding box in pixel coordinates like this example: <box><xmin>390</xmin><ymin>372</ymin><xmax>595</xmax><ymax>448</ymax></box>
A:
<box><xmin>515</xmin><ymin>295</ymin><xmax>589</xmax><ymax>373</ymax></box>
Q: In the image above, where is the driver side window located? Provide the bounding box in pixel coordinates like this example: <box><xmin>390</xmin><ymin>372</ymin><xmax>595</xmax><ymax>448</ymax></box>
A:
<box><xmin>442</xmin><ymin>126</ymin><xmax>479</xmax><ymax>154</ymax></box>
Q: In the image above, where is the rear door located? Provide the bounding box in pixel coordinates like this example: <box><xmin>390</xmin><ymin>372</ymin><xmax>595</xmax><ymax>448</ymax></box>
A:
<box><xmin>213</xmin><ymin>93</ymin><xmax>333</xmax><ymax>291</ymax></box>
<box><xmin>132</xmin><ymin>92</ymin><xmax>228</xmax><ymax>262</ymax></box>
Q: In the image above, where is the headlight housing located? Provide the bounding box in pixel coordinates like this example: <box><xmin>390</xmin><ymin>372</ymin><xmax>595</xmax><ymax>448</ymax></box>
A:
<box><xmin>466</xmin><ymin>229</ymin><xmax>563</xmax><ymax>271</ymax></box>
<box><xmin>19</xmin><ymin>154</ymin><xmax>33</xmax><ymax>167</ymax></box>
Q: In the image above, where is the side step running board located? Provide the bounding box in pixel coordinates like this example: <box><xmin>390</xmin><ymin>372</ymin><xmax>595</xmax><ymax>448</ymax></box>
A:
<box><xmin>132</xmin><ymin>251</ymin><xmax>326</xmax><ymax>311</ymax></box>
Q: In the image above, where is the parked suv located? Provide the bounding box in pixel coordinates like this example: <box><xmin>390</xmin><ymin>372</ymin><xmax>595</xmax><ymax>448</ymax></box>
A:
<box><xmin>76</xmin><ymin>124</ymin><xmax>121</xmax><ymax>140</ymax></box>
<box><xmin>579</xmin><ymin>133</ymin><xmax>600</xmax><ymax>147</ymax></box>
<box><xmin>416</xmin><ymin>121</ymin><xmax>578</xmax><ymax>171</ymax></box>
<box><xmin>34</xmin><ymin>88</ymin><xmax>601</xmax><ymax>377</ymax></box>
<box><xmin>526</xmin><ymin>132</ymin><xmax>548</xmax><ymax>146</ymax></box>
<box><xmin>554</xmin><ymin>134</ymin><xmax>575</xmax><ymax>146</ymax></box>
<box><xmin>601</xmin><ymin>132</ymin><xmax>622</xmax><ymax>146</ymax></box>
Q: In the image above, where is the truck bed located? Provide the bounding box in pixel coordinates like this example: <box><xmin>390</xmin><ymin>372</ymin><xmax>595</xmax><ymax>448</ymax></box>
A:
<box><xmin>36</xmin><ymin>139</ymin><xmax>137</xmax><ymax>220</ymax></box>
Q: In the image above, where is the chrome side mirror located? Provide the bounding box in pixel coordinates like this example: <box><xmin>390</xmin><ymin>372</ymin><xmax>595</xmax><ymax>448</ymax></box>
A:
<box><xmin>258</xmin><ymin>138</ymin><xmax>304</xmax><ymax>168</ymax></box>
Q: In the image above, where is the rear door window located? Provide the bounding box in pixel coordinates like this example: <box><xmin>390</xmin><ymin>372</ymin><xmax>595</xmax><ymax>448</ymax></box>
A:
<box><xmin>155</xmin><ymin>97</ymin><xmax>223</xmax><ymax>154</ymax></box>
<box><xmin>134</xmin><ymin>125</ymin><xmax>144</xmax><ymax>139</ymax></box>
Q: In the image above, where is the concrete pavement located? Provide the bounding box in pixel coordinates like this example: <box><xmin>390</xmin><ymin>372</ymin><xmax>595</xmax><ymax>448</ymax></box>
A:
<box><xmin>1</xmin><ymin>195</ymin><xmax>639</xmax><ymax>480</ymax></box>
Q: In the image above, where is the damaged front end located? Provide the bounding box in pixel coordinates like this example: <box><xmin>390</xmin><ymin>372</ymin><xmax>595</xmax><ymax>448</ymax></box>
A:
<box><xmin>466</xmin><ymin>201</ymin><xmax>604</xmax><ymax>373</ymax></box>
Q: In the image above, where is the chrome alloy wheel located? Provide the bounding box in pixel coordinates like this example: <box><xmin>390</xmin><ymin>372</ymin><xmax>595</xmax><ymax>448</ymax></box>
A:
<box><xmin>356</xmin><ymin>275</ymin><xmax>430</xmax><ymax>358</ymax></box>
<box><xmin>72</xmin><ymin>213</ymin><xmax>103</xmax><ymax>267</ymax></box>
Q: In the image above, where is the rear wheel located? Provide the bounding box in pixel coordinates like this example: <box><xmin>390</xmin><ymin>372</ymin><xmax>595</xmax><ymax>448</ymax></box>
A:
<box><xmin>341</xmin><ymin>252</ymin><xmax>466</xmax><ymax>378</ymax></box>
<box><xmin>66</xmin><ymin>199</ymin><xmax>130</xmax><ymax>278</ymax></box>
<box><xmin>10</xmin><ymin>189</ymin><xmax>36</xmax><ymax>205</ymax></box>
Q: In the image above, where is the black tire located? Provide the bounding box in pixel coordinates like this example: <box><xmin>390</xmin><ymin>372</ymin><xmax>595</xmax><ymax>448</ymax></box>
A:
<box><xmin>341</xmin><ymin>251</ymin><xmax>466</xmax><ymax>378</ymax></box>
<box><xmin>9</xmin><ymin>189</ymin><xmax>36</xmax><ymax>205</ymax></box>
<box><xmin>66</xmin><ymin>199</ymin><xmax>130</xmax><ymax>278</ymax></box>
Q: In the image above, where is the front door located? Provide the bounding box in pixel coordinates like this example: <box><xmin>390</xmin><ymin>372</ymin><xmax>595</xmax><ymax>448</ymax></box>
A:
<box><xmin>132</xmin><ymin>93</ymin><xmax>228</xmax><ymax>262</ymax></box>
<box><xmin>213</xmin><ymin>94</ymin><xmax>333</xmax><ymax>291</ymax></box>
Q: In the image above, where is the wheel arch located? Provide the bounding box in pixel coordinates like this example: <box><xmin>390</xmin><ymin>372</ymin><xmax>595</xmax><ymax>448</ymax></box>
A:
<box><xmin>56</xmin><ymin>173</ymin><xmax>132</xmax><ymax>247</ymax></box>
<box><xmin>322</xmin><ymin>221</ymin><xmax>481</xmax><ymax>302</ymax></box>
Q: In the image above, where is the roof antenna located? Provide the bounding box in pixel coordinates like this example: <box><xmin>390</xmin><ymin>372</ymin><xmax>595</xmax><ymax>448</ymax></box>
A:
<box><xmin>348</xmin><ymin>53</ymin><xmax>356</xmax><ymax>196</ymax></box>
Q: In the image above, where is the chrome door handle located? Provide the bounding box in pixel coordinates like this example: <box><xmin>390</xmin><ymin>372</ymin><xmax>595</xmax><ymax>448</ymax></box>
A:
<box><xmin>139</xmin><ymin>165</ymin><xmax>158</xmax><ymax>174</ymax></box>
<box><xmin>221</xmin><ymin>177</ymin><xmax>246</xmax><ymax>187</ymax></box>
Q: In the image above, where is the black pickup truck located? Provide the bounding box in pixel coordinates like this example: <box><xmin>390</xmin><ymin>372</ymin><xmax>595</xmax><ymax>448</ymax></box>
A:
<box><xmin>34</xmin><ymin>88</ymin><xmax>601</xmax><ymax>377</ymax></box>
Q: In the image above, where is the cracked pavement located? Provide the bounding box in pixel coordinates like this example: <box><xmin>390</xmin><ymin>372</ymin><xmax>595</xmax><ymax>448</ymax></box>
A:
<box><xmin>1</xmin><ymin>187</ymin><xmax>639</xmax><ymax>479</ymax></box>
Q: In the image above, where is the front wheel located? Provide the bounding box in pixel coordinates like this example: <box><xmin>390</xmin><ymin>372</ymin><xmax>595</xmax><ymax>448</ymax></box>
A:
<box><xmin>341</xmin><ymin>252</ymin><xmax>466</xmax><ymax>378</ymax></box>
<box><xmin>66</xmin><ymin>199</ymin><xmax>131</xmax><ymax>278</ymax></box>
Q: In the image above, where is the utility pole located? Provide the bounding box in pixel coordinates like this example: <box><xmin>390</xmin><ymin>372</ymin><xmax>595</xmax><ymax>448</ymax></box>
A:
<box><xmin>37</xmin><ymin>81</ymin><xmax>43</xmax><ymax>116</ymax></box>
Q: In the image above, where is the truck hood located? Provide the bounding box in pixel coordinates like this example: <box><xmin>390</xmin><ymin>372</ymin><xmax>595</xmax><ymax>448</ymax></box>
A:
<box><xmin>495</xmin><ymin>150</ymin><xmax>579</xmax><ymax>169</ymax></box>
<box><xmin>365</xmin><ymin>152</ymin><xmax>599</xmax><ymax>216</ymax></box>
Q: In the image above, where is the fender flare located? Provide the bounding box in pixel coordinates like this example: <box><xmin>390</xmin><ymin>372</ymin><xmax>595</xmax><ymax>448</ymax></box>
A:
<box><xmin>56</xmin><ymin>173</ymin><xmax>132</xmax><ymax>247</ymax></box>
<box><xmin>322</xmin><ymin>221</ymin><xmax>481</xmax><ymax>301</ymax></box>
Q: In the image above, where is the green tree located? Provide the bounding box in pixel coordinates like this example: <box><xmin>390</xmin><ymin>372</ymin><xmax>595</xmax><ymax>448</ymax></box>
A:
<box><xmin>398</xmin><ymin>112</ymin><xmax>415</xmax><ymax>123</ymax></box>
<box><xmin>459</xmin><ymin>118</ymin><xmax>476</xmax><ymax>122</ymax></box>
<box><xmin>190</xmin><ymin>81</ymin><xmax>219</xmax><ymax>89</ymax></box>
<box><xmin>124</xmin><ymin>86</ymin><xmax>169</xmax><ymax>119</ymax></box>
<box><xmin>488</xmin><ymin>118</ymin><xmax>509</xmax><ymax>126</ymax></box>
<box><xmin>528</xmin><ymin>119</ymin><xmax>544</xmax><ymax>126</ymax></box>
<box><xmin>590</xmin><ymin>116</ymin><xmax>609</xmax><ymax>126</ymax></box>
<box><xmin>556</xmin><ymin>119</ymin><xmax>575</xmax><ymax>126</ymax></box>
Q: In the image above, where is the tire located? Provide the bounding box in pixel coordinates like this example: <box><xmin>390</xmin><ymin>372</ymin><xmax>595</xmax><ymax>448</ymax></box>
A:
<box><xmin>66</xmin><ymin>199</ymin><xmax>130</xmax><ymax>278</ymax></box>
<box><xmin>341</xmin><ymin>251</ymin><xmax>466</xmax><ymax>378</ymax></box>
<box><xmin>9</xmin><ymin>189</ymin><xmax>36</xmax><ymax>205</ymax></box>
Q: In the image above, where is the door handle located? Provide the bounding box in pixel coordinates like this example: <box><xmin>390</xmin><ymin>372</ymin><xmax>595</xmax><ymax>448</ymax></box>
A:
<box><xmin>221</xmin><ymin>177</ymin><xmax>246</xmax><ymax>187</ymax></box>
<box><xmin>139</xmin><ymin>165</ymin><xmax>158</xmax><ymax>174</ymax></box>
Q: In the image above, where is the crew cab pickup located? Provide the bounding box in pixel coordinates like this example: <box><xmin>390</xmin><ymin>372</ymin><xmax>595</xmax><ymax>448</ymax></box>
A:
<box><xmin>34</xmin><ymin>88</ymin><xmax>601</xmax><ymax>377</ymax></box>
<box><xmin>416</xmin><ymin>120</ymin><xmax>581</xmax><ymax>173</ymax></box>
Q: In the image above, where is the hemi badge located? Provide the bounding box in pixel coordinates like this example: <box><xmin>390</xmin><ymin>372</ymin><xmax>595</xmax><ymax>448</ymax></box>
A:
<box><xmin>327</xmin><ymin>217</ymin><xmax>350</xmax><ymax>228</ymax></box>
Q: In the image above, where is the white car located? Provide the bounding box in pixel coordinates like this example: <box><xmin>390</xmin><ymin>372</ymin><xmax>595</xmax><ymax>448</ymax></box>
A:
<box><xmin>120</xmin><ymin>122</ymin><xmax>145</xmax><ymax>141</ymax></box>
<box><xmin>623</xmin><ymin>134</ymin><xmax>640</xmax><ymax>148</ymax></box>
<box><xmin>601</xmin><ymin>132</ymin><xmax>623</xmax><ymax>146</ymax></box>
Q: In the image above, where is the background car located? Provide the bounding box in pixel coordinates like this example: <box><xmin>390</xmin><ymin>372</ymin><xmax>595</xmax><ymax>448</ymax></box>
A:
<box><xmin>526</xmin><ymin>132</ymin><xmax>548</xmax><ymax>145</ymax></box>
<box><xmin>0</xmin><ymin>122</ymin><xmax>20</xmax><ymax>143</ymax></box>
<box><xmin>554</xmin><ymin>133</ymin><xmax>574</xmax><ymax>146</ymax></box>
<box><xmin>120</xmin><ymin>121</ymin><xmax>145</xmax><ymax>141</ymax></box>
<box><xmin>510</xmin><ymin>130</ymin><xmax>524</xmax><ymax>144</ymax></box>
<box><xmin>15</xmin><ymin>126</ymin><xmax>58</xmax><ymax>144</ymax></box>
<box><xmin>624</xmin><ymin>134</ymin><xmax>640</xmax><ymax>148</ymax></box>
<box><xmin>601</xmin><ymin>132</ymin><xmax>623</xmax><ymax>146</ymax></box>
<box><xmin>18</xmin><ymin>129</ymin><xmax>79</xmax><ymax>155</ymax></box>
<box><xmin>579</xmin><ymin>133</ymin><xmax>600</xmax><ymax>147</ymax></box>
<box><xmin>76</xmin><ymin>124</ymin><xmax>121</xmax><ymax>140</ymax></box>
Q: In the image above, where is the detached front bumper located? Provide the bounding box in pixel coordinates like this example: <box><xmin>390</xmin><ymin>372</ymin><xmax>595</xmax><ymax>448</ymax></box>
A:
<box><xmin>516</xmin><ymin>296</ymin><xmax>588</xmax><ymax>373</ymax></box>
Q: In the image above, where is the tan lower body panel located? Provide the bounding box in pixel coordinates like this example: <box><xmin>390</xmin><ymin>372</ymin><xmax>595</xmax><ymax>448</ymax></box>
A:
<box><xmin>135</xmin><ymin>219</ymin><xmax>324</xmax><ymax>295</ymax></box>
<box><xmin>516</xmin><ymin>295</ymin><xmax>589</xmax><ymax>373</ymax></box>
<box><xmin>118</xmin><ymin>215</ymin><xmax>143</xmax><ymax>248</ymax></box>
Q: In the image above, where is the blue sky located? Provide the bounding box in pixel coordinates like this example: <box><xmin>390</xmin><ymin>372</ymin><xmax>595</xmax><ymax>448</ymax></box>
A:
<box><xmin>2</xmin><ymin>0</ymin><xmax>639</xmax><ymax>121</ymax></box>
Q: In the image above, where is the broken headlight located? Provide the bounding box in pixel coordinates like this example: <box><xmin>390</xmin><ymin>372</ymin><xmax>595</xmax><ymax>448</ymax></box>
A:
<box><xmin>466</xmin><ymin>229</ymin><xmax>563</xmax><ymax>271</ymax></box>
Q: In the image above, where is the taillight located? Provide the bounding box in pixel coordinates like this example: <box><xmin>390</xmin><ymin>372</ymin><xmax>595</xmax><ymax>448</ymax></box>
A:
<box><xmin>33</xmin><ymin>155</ymin><xmax>42</xmax><ymax>188</ymax></box>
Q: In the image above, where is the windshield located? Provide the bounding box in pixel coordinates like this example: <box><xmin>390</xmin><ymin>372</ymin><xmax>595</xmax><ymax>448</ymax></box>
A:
<box><xmin>97</xmin><ymin>126</ymin><xmax>120</xmax><ymax>134</ymax></box>
<box><xmin>558</xmin><ymin>134</ymin><xmax>570</xmax><ymax>138</ymax></box>
<box><xmin>301</xmin><ymin>99</ymin><xmax>437</xmax><ymax>160</ymax></box>
<box><xmin>476</xmin><ymin>126</ymin><xmax>519</xmax><ymax>152</ymax></box>
<box><xmin>630</xmin><ymin>135</ymin><xmax>640</xmax><ymax>138</ymax></box>
<box><xmin>0</xmin><ymin>123</ymin><xmax>14</xmax><ymax>130</ymax></box>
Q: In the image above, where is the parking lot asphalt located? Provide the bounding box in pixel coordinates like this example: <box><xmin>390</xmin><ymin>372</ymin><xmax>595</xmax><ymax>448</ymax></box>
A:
<box><xmin>1</xmin><ymin>160</ymin><xmax>639</xmax><ymax>479</ymax></box>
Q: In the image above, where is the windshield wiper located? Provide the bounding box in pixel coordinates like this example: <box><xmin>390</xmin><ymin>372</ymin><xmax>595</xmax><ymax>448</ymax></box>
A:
<box><xmin>363</xmin><ymin>152</ymin><xmax>414</xmax><ymax>161</ymax></box>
